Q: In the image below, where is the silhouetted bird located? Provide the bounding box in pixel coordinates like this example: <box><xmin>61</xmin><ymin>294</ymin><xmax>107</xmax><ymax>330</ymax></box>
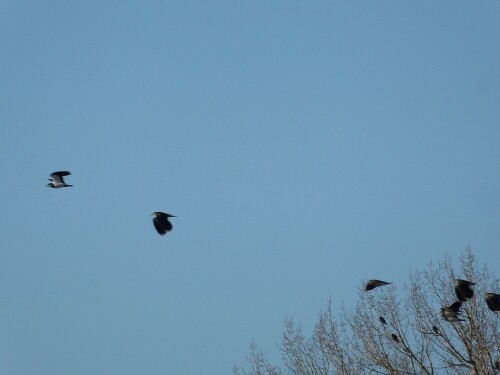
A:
<box><xmin>441</xmin><ymin>301</ymin><xmax>464</xmax><ymax>322</ymax></box>
<box><xmin>391</xmin><ymin>334</ymin><xmax>399</xmax><ymax>342</ymax></box>
<box><xmin>432</xmin><ymin>325</ymin><xmax>439</xmax><ymax>334</ymax></box>
<box><xmin>495</xmin><ymin>360</ymin><xmax>500</xmax><ymax>370</ymax></box>
<box><xmin>365</xmin><ymin>280</ymin><xmax>391</xmax><ymax>291</ymax></box>
<box><xmin>152</xmin><ymin>212</ymin><xmax>176</xmax><ymax>236</ymax></box>
<box><xmin>46</xmin><ymin>171</ymin><xmax>72</xmax><ymax>188</ymax></box>
<box><xmin>454</xmin><ymin>279</ymin><xmax>475</xmax><ymax>301</ymax></box>
<box><xmin>485</xmin><ymin>293</ymin><xmax>500</xmax><ymax>312</ymax></box>
<box><xmin>379</xmin><ymin>316</ymin><xmax>387</xmax><ymax>325</ymax></box>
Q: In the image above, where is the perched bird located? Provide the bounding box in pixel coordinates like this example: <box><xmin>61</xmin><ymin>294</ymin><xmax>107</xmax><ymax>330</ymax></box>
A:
<box><xmin>391</xmin><ymin>334</ymin><xmax>399</xmax><ymax>343</ymax></box>
<box><xmin>441</xmin><ymin>301</ymin><xmax>464</xmax><ymax>322</ymax></box>
<box><xmin>46</xmin><ymin>171</ymin><xmax>73</xmax><ymax>188</ymax></box>
<box><xmin>432</xmin><ymin>325</ymin><xmax>439</xmax><ymax>335</ymax></box>
<box><xmin>379</xmin><ymin>316</ymin><xmax>387</xmax><ymax>325</ymax></box>
<box><xmin>152</xmin><ymin>212</ymin><xmax>176</xmax><ymax>236</ymax></box>
<box><xmin>495</xmin><ymin>360</ymin><xmax>500</xmax><ymax>370</ymax></box>
<box><xmin>485</xmin><ymin>293</ymin><xmax>500</xmax><ymax>312</ymax></box>
<box><xmin>454</xmin><ymin>279</ymin><xmax>475</xmax><ymax>301</ymax></box>
<box><xmin>365</xmin><ymin>280</ymin><xmax>391</xmax><ymax>291</ymax></box>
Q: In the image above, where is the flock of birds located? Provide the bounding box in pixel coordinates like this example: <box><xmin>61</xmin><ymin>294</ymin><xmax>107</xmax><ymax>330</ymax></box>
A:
<box><xmin>47</xmin><ymin>170</ymin><xmax>499</xmax><ymax>365</ymax></box>
<box><xmin>366</xmin><ymin>279</ymin><xmax>500</xmax><ymax>315</ymax></box>
<box><xmin>366</xmin><ymin>279</ymin><xmax>500</xmax><ymax>369</ymax></box>
<box><xmin>365</xmin><ymin>279</ymin><xmax>500</xmax><ymax>333</ymax></box>
<box><xmin>48</xmin><ymin>171</ymin><xmax>500</xmax><ymax>304</ymax></box>
<box><xmin>47</xmin><ymin>171</ymin><xmax>176</xmax><ymax>236</ymax></box>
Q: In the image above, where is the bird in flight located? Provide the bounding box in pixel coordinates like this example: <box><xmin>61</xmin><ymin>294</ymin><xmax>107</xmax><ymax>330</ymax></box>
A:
<box><xmin>454</xmin><ymin>279</ymin><xmax>475</xmax><ymax>301</ymax></box>
<box><xmin>485</xmin><ymin>293</ymin><xmax>500</xmax><ymax>312</ymax></box>
<box><xmin>152</xmin><ymin>212</ymin><xmax>176</xmax><ymax>236</ymax></box>
<box><xmin>47</xmin><ymin>171</ymin><xmax>73</xmax><ymax>188</ymax></box>
<box><xmin>365</xmin><ymin>280</ymin><xmax>391</xmax><ymax>291</ymax></box>
<box><xmin>440</xmin><ymin>301</ymin><xmax>464</xmax><ymax>322</ymax></box>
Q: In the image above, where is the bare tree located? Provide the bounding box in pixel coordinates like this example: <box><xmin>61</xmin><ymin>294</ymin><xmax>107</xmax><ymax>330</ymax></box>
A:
<box><xmin>234</xmin><ymin>247</ymin><xmax>499</xmax><ymax>375</ymax></box>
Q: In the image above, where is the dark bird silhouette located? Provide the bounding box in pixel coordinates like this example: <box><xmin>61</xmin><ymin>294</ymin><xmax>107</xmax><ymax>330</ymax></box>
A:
<box><xmin>441</xmin><ymin>301</ymin><xmax>464</xmax><ymax>322</ymax></box>
<box><xmin>495</xmin><ymin>360</ymin><xmax>500</xmax><ymax>370</ymax></box>
<box><xmin>46</xmin><ymin>171</ymin><xmax>72</xmax><ymax>188</ymax></box>
<box><xmin>152</xmin><ymin>212</ymin><xmax>176</xmax><ymax>236</ymax></box>
<box><xmin>365</xmin><ymin>280</ymin><xmax>391</xmax><ymax>291</ymax></box>
<box><xmin>485</xmin><ymin>293</ymin><xmax>500</xmax><ymax>312</ymax></box>
<box><xmin>454</xmin><ymin>279</ymin><xmax>475</xmax><ymax>301</ymax></box>
<box><xmin>432</xmin><ymin>325</ymin><xmax>439</xmax><ymax>335</ymax></box>
<box><xmin>391</xmin><ymin>334</ymin><xmax>399</xmax><ymax>342</ymax></box>
<box><xmin>379</xmin><ymin>316</ymin><xmax>387</xmax><ymax>325</ymax></box>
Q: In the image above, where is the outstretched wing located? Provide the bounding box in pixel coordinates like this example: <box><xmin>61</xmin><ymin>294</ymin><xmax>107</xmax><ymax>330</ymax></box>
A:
<box><xmin>50</xmin><ymin>171</ymin><xmax>71</xmax><ymax>184</ymax></box>
<box><xmin>365</xmin><ymin>280</ymin><xmax>391</xmax><ymax>291</ymax></box>
<box><xmin>153</xmin><ymin>216</ymin><xmax>173</xmax><ymax>235</ymax></box>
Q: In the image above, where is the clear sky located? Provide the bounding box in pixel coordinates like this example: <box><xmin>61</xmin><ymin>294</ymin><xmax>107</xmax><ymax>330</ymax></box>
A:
<box><xmin>1</xmin><ymin>1</ymin><xmax>499</xmax><ymax>374</ymax></box>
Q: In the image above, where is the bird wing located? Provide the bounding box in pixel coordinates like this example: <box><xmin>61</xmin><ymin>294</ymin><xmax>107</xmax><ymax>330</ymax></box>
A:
<box><xmin>153</xmin><ymin>219</ymin><xmax>167</xmax><ymax>235</ymax></box>
<box><xmin>455</xmin><ymin>280</ymin><xmax>474</xmax><ymax>301</ymax></box>
<box><xmin>153</xmin><ymin>216</ymin><xmax>172</xmax><ymax>235</ymax></box>
<box><xmin>449</xmin><ymin>301</ymin><xmax>462</xmax><ymax>312</ymax></box>
<box><xmin>441</xmin><ymin>308</ymin><xmax>462</xmax><ymax>321</ymax></box>
<box><xmin>455</xmin><ymin>286</ymin><xmax>467</xmax><ymax>301</ymax></box>
<box><xmin>162</xmin><ymin>219</ymin><xmax>173</xmax><ymax>233</ymax></box>
<box><xmin>50</xmin><ymin>171</ymin><xmax>71</xmax><ymax>184</ymax></box>
<box><xmin>486</xmin><ymin>297</ymin><xmax>495</xmax><ymax>311</ymax></box>
<box><xmin>367</xmin><ymin>280</ymin><xmax>390</xmax><ymax>289</ymax></box>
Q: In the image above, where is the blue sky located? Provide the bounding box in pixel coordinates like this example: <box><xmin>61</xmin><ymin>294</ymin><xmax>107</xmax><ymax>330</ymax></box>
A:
<box><xmin>1</xmin><ymin>1</ymin><xmax>499</xmax><ymax>374</ymax></box>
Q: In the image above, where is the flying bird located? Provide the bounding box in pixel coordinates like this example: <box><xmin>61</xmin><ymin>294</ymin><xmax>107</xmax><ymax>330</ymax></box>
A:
<box><xmin>46</xmin><ymin>171</ymin><xmax>73</xmax><ymax>188</ymax></box>
<box><xmin>485</xmin><ymin>293</ymin><xmax>500</xmax><ymax>312</ymax></box>
<box><xmin>379</xmin><ymin>316</ymin><xmax>387</xmax><ymax>325</ymax></box>
<box><xmin>441</xmin><ymin>301</ymin><xmax>464</xmax><ymax>322</ymax></box>
<box><xmin>454</xmin><ymin>279</ymin><xmax>475</xmax><ymax>301</ymax></box>
<box><xmin>152</xmin><ymin>212</ymin><xmax>176</xmax><ymax>236</ymax></box>
<box><xmin>365</xmin><ymin>280</ymin><xmax>391</xmax><ymax>291</ymax></box>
